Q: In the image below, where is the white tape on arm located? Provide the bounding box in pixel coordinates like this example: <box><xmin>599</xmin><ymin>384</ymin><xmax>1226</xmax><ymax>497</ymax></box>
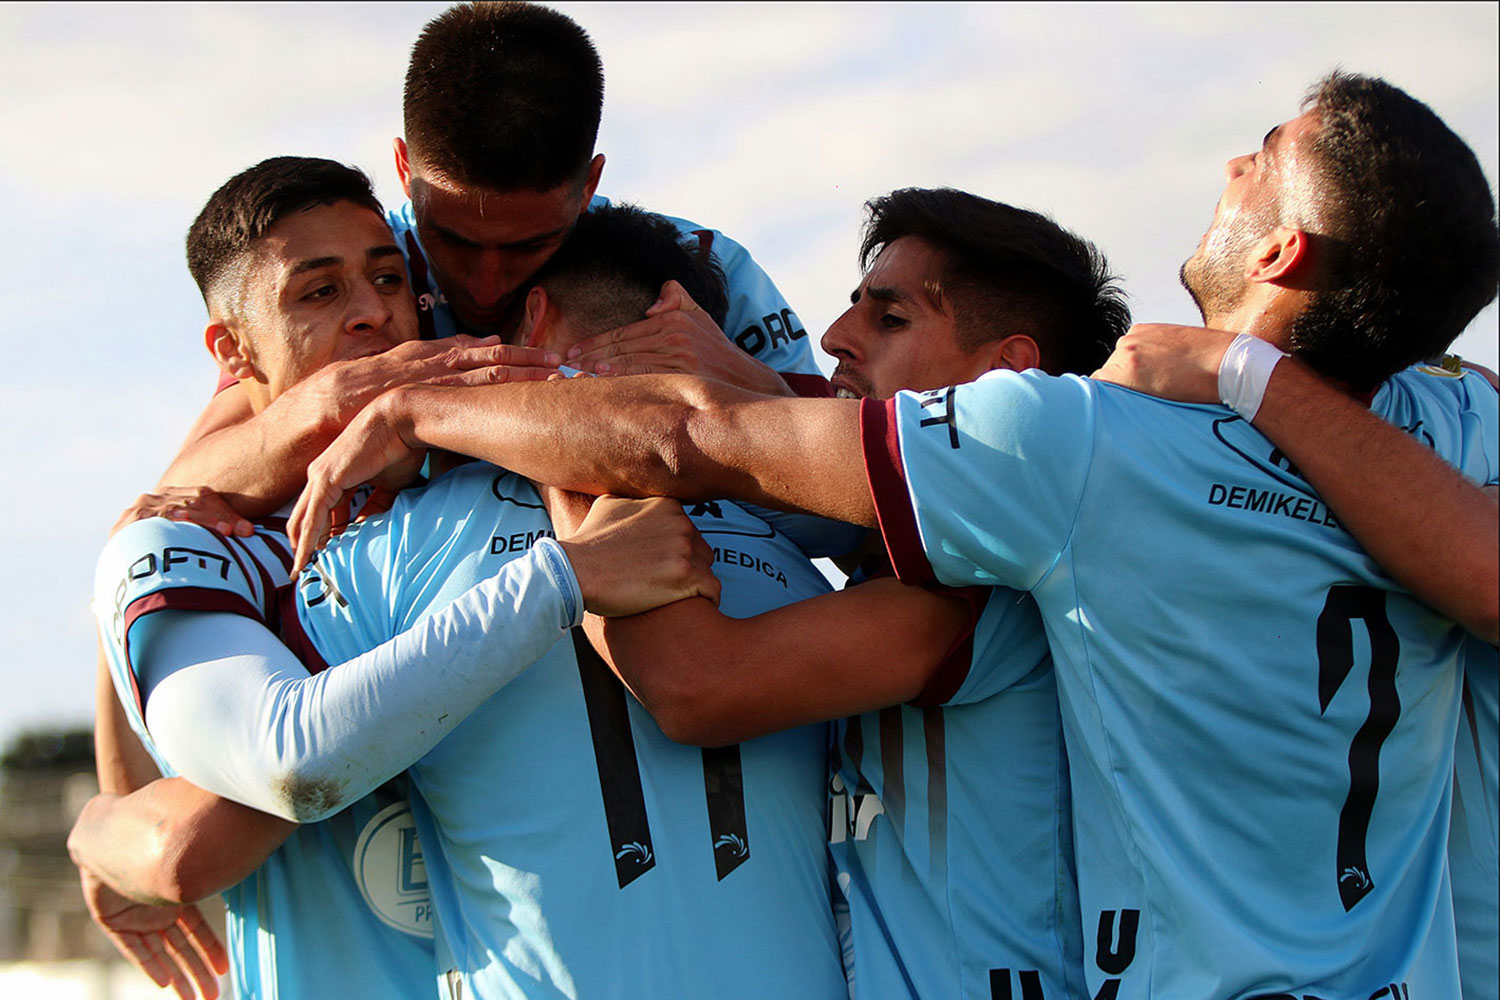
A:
<box><xmin>1217</xmin><ymin>333</ymin><xmax>1286</xmax><ymax>421</ymax></box>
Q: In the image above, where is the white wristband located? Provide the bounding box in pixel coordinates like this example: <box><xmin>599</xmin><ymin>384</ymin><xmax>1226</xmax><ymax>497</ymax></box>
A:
<box><xmin>1217</xmin><ymin>334</ymin><xmax>1286</xmax><ymax>421</ymax></box>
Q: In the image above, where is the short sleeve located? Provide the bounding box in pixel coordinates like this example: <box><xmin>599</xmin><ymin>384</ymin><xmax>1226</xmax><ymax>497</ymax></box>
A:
<box><xmin>94</xmin><ymin>518</ymin><xmax>274</xmax><ymax>718</ymax></box>
<box><xmin>862</xmin><ymin>369</ymin><xmax>1098</xmax><ymax>592</ymax></box>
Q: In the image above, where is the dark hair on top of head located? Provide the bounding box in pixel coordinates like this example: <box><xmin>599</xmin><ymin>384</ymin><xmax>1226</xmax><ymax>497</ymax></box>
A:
<box><xmin>531</xmin><ymin>204</ymin><xmax>728</xmax><ymax>337</ymax></box>
<box><xmin>859</xmin><ymin>188</ymin><xmax>1130</xmax><ymax>376</ymax></box>
<box><xmin>185</xmin><ymin>156</ymin><xmax>382</xmax><ymax>307</ymax></box>
<box><xmin>1289</xmin><ymin>70</ymin><xmax>1499</xmax><ymax>391</ymax></box>
<box><xmin>404</xmin><ymin>2</ymin><xmax>604</xmax><ymax>192</ymax></box>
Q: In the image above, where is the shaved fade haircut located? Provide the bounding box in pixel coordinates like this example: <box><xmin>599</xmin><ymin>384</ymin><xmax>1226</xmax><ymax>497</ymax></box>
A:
<box><xmin>186</xmin><ymin>156</ymin><xmax>382</xmax><ymax>314</ymax></box>
<box><xmin>532</xmin><ymin>204</ymin><xmax>728</xmax><ymax>338</ymax></box>
<box><xmin>1288</xmin><ymin>71</ymin><xmax>1499</xmax><ymax>390</ymax></box>
<box><xmin>405</xmin><ymin>2</ymin><xmax>604</xmax><ymax>192</ymax></box>
<box><xmin>860</xmin><ymin>188</ymin><xmax>1130</xmax><ymax>377</ymax></box>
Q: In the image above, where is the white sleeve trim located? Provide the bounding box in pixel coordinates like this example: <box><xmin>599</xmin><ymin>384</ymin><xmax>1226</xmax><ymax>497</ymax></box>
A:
<box><xmin>139</xmin><ymin>542</ymin><xmax>580</xmax><ymax>822</ymax></box>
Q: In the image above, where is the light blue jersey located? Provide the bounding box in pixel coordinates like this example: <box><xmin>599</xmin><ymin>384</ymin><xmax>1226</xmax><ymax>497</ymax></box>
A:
<box><xmin>1452</xmin><ymin>640</ymin><xmax>1499</xmax><ymax>1000</ymax></box>
<box><xmin>830</xmin><ymin>584</ymin><xmax>1083</xmax><ymax>999</ymax></box>
<box><xmin>1385</xmin><ymin>365</ymin><xmax>1500</xmax><ymax>1000</ymax></box>
<box><xmin>93</xmin><ymin>518</ymin><xmax>436</xmax><ymax>1000</ymax></box>
<box><xmin>296</xmin><ymin>463</ymin><xmax>844</xmax><ymax>999</ymax></box>
<box><xmin>861</xmin><ymin>366</ymin><xmax>1498</xmax><ymax>999</ymax></box>
<box><xmin>388</xmin><ymin>197</ymin><xmax>821</xmax><ymax>376</ymax></box>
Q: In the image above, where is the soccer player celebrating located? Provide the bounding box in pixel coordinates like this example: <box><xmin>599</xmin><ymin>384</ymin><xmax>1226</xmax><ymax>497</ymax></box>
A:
<box><xmin>79</xmin><ymin>165</ymin><xmax>841</xmax><ymax>998</ymax></box>
<box><xmin>159</xmin><ymin>1</ymin><xmax>822</xmax><ymax>513</ymax></box>
<box><xmin>296</xmin><ymin>73</ymin><xmax>1498</xmax><ymax>997</ymax></box>
<box><xmin>565</xmin><ymin>188</ymin><xmax>1130</xmax><ymax>999</ymax></box>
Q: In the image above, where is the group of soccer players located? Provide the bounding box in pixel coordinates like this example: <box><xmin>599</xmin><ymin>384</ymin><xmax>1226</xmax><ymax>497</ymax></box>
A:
<box><xmin>65</xmin><ymin>3</ymin><xmax>1496</xmax><ymax>999</ymax></box>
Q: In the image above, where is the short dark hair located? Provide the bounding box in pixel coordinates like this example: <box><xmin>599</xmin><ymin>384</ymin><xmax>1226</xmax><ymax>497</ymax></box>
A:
<box><xmin>185</xmin><ymin>156</ymin><xmax>382</xmax><ymax>307</ymax></box>
<box><xmin>532</xmin><ymin>204</ymin><xmax>728</xmax><ymax>336</ymax></box>
<box><xmin>404</xmin><ymin>2</ymin><xmax>604</xmax><ymax>192</ymax></box>
<box><xmin>859</xmin><ymin>188</ymin><xmax>1129</xmax><ymax>376</ymax></box>
<box><xmin>1289</xmin><ymin>71</ymin><xmax>1499</xmax><ymax>391</ymax></box>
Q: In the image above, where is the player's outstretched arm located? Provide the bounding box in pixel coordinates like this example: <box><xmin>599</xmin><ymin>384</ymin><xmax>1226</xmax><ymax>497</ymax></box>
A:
<box><xmin>1096</xmin><ymin>324</ymin><xmax>1499</xmax><ymax>643</ymax></box>
<box><xmin>160</xmin><ymin>338</ymin><xmax>559</xmax><ymax>517</ymax></box>
<box><xmin>290</xmin><ymin>373</ymin><xmax>871</xmax><ymax>567</ymax></box>
<box><xmin>584</xmin><ymin>579</ymin><xmax>973</xmax><ymax>746</ymax></box>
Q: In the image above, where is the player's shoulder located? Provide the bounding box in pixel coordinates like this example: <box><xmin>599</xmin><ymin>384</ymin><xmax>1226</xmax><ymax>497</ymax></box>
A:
<box><xmin>386</xmin><ymin>200</ymin><xmax>416</xmax><ymax>239</ymax></box>
<box><xmin>1380</xmin><ymin>360</ymin><xmax>1499</xmax><ymax>406</ymax></box>
<box><xmin>590</xmin><ymin>193</ymin><xmax>753</xmax><ymax>265</ymax></box>
<box><xmin>1374</xmin><ymin>361</ymin><xmax>1500</xmax><ymax>450</ymax></box>
<box><xmin>382</xmin><ymin>462</ymin><xmax>538</xmax><ymax>521</ymax></box>
<box><xmin>99</xmin><ymin>517</ymin><xmax>272</xmax><ymax>587</ymax></box>
<box><xmin>902</xmin><ymin>369</ymin><xmax>1104</xmax><ymax>448</ymax></box>
<box><xmin>95</xmin><ymin>518</ymin><xmax>281</xmax><ymax>645</ymax></box>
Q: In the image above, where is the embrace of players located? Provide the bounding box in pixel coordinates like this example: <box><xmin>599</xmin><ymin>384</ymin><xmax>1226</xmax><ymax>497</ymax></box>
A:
<box><xmin>67</xmin><ymin>3</ymin><xmax>1496</xmax><ymax>1000</ymax></box>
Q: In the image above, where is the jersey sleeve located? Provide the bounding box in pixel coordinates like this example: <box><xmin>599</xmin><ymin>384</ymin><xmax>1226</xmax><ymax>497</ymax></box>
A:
<box><xmin>1374</xmin><ymin>366</ymin><xmax>1500</xmax><ymax>488</ymax></box>
<box><xmin>94</xmin><ymin>518</ymin><xmax>276</xmax><ymax>722</ymax></box>
<box><xmin>664</xmin><ymin>215</ymin><xmax>820</xmax><ymax>377</ymax></box>
<box><xmin>861</xmin><ymin>369</ymin><xmax>1098</xmax><ymax>592</ymax></box>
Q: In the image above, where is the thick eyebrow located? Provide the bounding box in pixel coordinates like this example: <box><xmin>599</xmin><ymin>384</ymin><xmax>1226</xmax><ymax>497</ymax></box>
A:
<box><xmin>289</xmin><ymin>255</ymin><xmax>340</xmax><ymax>277</ymax></box>
<box><xmin>288</xmin><ymin>244</ymin><xmax>402</xmax><ymax>277</ymax></box>
<box><xmin>863</xmin><ymin>285</ymin><xmax>908</xmax><ymax>305</ymax></box>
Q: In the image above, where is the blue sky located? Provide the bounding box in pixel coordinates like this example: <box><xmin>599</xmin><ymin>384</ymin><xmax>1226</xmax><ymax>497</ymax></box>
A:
<box><xmin>0</xmin><ymin>2</ymin><xmax>1495</xmax><ymax>747</ymax></box>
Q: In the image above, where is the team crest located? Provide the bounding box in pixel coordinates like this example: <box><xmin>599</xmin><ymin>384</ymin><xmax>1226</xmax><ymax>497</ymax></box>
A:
<box><xmin>354</xmin><ymin>801</ymin><xmax>435</xmax><ymax>938</ymax></box>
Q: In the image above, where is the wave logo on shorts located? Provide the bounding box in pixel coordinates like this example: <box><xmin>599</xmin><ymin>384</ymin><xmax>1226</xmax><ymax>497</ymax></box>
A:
<box><xmin>354</xmin><ymin>801</ymin><xmax>435</xmax><ymax>939</ymax></box>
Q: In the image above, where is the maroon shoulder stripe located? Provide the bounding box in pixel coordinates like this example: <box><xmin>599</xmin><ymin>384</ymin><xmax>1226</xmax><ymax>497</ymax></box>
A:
<box><xmin>275</xmin><ymin>584</ymin><xmax>331</xmax><ymax>676</ymax></box>
<box><xmin>254</xmin><ymin>527</ymin><xmax>295</xmax><ymax>577</ymax></box>
<box><xmin>222</xmin><ymin>534</ymin><xmax>279</xmax><ymax>619</ymax></box>
<box><xmin>860</xmin><ymin>397</ymin><xmax>935</xmax><ymax>585</ymax></box>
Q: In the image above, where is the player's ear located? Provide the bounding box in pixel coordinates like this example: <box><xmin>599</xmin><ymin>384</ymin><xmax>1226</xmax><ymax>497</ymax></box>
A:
<box><xmin>521</xmin><ymin>286</ymin><xmax>552</xmax><ymax>350</ymax></box>
<box><xmin>1247</xmin><ymin>226</ymin><xmax>1309</xmax><ymax>286</ymax></box>
<box><xmin>577</xmin><ymin>154</ymin><xmax>605</xmax><ymax>213</ymax></box>
<box><xmin>206</xmin><ymin>322</ymin><xmax>257</xmax><ymax>381</ymax></box>
<box><xmin>394</xmin><ymin>137</ymin><xmax>414</xmax><ymax>197</ymax></box>
<box><xmin>987</xmin><ymin>334</ymin><xmax>1042</xmax><ymax>375</ymax></box>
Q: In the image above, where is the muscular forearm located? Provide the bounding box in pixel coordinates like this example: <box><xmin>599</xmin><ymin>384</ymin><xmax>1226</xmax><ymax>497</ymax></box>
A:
<box><xmin>389</xmin><ymin>376</ymin><xmax>875</xmax><ymax>525</ymax></box>
<box><xmin>1256</xmin><ymin>357</ymin><xmax>1499</xmax><ymax>642</ymax></box>
<box><xmin>69</xmin><ymin>779</ymin><xmax>295</xmax><ymax>905</ymax></box>
<box><xmin>590</xmin><ymin>579</ymin><xmax>971</xmax><ymax>745</ymax></box>
<box><xmin>159</xmin><ymin>385</ymin><xmax>339</xmax><ymax>517</ymax></box>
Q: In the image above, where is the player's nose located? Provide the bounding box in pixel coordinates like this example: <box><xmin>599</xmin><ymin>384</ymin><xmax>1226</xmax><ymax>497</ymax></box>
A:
<box><xmin>820</xmin><ymin>306</ymin><xmax>864</xmax><ymax>360</ymax></box>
